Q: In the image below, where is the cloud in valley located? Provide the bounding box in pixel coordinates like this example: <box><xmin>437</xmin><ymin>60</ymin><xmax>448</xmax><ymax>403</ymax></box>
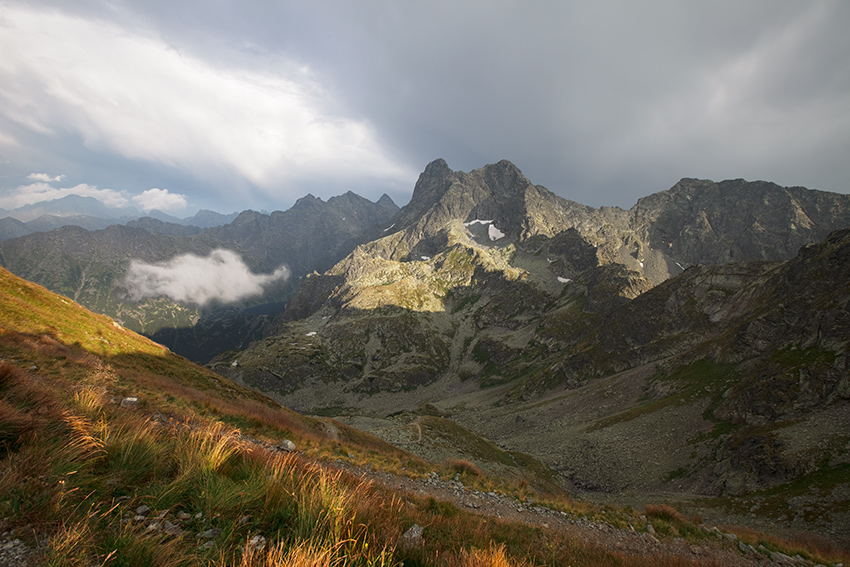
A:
<box><xmin>121</xmin><ymin>249</ymin><xmax>290</xmax><ymax>307</ymax></box>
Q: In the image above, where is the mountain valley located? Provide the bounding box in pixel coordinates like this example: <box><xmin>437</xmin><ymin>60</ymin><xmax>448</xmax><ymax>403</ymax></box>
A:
<box><xmin>2</xmin><ymin>159</ymin><xmax>850</xmax><ymax>550</ymax></box>
<box><xmin>4</xmin><ymin>228</ymin><xmax>826</xmax><ymax>566</ymax></box>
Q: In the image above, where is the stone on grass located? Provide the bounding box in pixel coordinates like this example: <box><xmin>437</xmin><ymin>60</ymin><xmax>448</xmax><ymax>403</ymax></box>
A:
<box><xmin>246</xmin><ymin>535</ymin><xmax>266</xmax><ymax>552</ymax></box>
<box><xmin>162</xmin><ymin>521</ymin><xmax>182</xmax><ymax>536</ymax></box>
<box><xmin>402</xmin><ymin>524</ymin><xmax>424</xmax><ymax>547</ymax></box>
<box><xmin>199</xmin><ymin>528</ymin><xmax>222</xmax><ymax>539</ymax></box>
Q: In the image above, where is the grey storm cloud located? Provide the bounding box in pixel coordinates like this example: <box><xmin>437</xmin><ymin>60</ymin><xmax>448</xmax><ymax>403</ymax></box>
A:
<box><xmin>1</xmin><ymin>1</ymin><xmax>848</xmax><ymax>212</ymax></box>
<box><xmin>121</xmin><ymin>249</ymin><xmax>290</xmax><ymax>307</ymax></box>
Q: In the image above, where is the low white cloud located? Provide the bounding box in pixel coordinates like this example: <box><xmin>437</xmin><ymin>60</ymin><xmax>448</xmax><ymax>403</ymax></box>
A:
<box><xmin>0</xmin><ymin>174</ymin><xmax>190</xmax><ymax>214</ymax></box>
<box><xmin>132</xmin><ymin>188</ymin><xmax>188</xmax><ymax>212</ymax></box>
<box><xmin>26</xmin><ymin>173</ymin><xmax>66</xmax><ymax>183</ymax></box>
<box><xmin>121</xmin><ymin>249</ymin><xmax>289</xmax><ymax>306</ymax></box>
<box><xmin>0</xmin><ymin>180</ymin><xmax>130</xmax><ymax>210</ymax></box>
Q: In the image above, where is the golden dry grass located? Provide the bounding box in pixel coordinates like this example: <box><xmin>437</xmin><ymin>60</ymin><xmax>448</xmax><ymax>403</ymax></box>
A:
<box><xmin>644</xmin><ymin>504</ymin><xmax>689</xmax><ymax>525</ymax></box>
<box><xmin>445</xmin><ymin>458</ymin><xmax>483</xmax><ymax>478</ymax></box>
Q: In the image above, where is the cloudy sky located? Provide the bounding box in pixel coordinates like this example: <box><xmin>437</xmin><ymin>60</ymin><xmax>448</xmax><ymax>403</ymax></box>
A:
<box><xmin>1</xmin><ymin>0</ymin><xmax>848</xmax><ymax>215</ymax></box>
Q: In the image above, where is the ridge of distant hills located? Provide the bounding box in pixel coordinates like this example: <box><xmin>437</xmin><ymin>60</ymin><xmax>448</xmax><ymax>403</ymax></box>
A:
<box><xmin>0</xmin><ymin>193</ymin><xmax>241</xmax><ymax>242</ymax></box>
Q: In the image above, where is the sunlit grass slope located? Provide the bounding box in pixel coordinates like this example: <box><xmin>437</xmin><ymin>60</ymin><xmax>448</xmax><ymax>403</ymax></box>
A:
<box><xmin>3</xmin><ymin>266</ymin><xmax>848</xmax><ymax>567</ymax></box>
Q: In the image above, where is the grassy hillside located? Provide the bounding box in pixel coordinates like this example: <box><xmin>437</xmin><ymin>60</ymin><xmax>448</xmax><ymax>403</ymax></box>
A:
<box><xmin>2</xmin><ymin>265</ymin><xmax>848</xmax><ymax>566</ymax></box>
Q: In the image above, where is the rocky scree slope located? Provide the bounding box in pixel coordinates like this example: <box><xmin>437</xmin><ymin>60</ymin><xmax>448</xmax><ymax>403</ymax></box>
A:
<box><xmin>460</xmin><ymin>228</ymin><xmax>850</xmax><ymax>539</ymax></box>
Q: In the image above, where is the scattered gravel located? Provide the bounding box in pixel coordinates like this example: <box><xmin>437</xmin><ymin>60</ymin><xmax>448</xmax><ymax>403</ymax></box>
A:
<box><xmin>0</xmin><ymin>537</ymin><xmax>37</xmax><ymax>567</ymax></box>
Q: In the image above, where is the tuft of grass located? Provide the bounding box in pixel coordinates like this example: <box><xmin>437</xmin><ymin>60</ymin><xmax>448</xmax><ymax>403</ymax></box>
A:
<box><xmin>0</xmin><ymin>360</ymin><xmax>24</xmax><ymax>389</ymax></box>
<box><xmin>450</xmin><ymin>542</ymin><xmax>535</xmax><ymax>567</ymax></box>
<box><xmin>45</xmin><ymin>519</ymin><xmax>96</xmax><ymax>567</ymax></box>
<box><xmin>237</xmin><ymin>537</ymin><xmax>396</xmax><ymax>567</ymax></box>
<box><xmin>645</xmin><ymin>504</ymin><xmax>688</xmax><ymax>525</ymax></box>
<box><xmin>0</xmin><ymin>398</ymin><xmax>34</xmax><ymax>455</ymax></box>
<box><xmin>446</xmin><ymin>458</ymin><xmax>483</xmax><ymax>478</ymax></box>
<box><xmin>642</xmin><ymin>504</ymin><xmax>711</xmax><ymax>540</ymax></box>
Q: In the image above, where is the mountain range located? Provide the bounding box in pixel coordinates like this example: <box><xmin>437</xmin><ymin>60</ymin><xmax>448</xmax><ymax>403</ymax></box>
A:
<box><xmin>0</xmin><ymin>191</ymin><xmax>399</xmax><ymax>361</ymax></box>
<box><xmin>213</xmin><ymin>159</ymin><xmax>850</xmax><ymax>539</ymax></box>
<box><xmin>0</xmin><ymin>194</ymin><xmax>240</xmax><ymax>241</ymax></box>
<box><xmin>2</xmin><ymin>159</ymin><xmax>849</xmax><ymax>541</ymax></box>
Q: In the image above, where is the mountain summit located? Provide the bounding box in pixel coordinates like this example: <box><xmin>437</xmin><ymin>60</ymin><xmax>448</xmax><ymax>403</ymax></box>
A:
<box><xmin>374</xmin><ymin>159</ymin><xmax>603</xmax><ymax>263</ymax></box>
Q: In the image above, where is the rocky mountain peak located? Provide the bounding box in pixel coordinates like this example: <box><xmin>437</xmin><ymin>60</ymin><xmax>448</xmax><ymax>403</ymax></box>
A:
<box><xmin>394</xmin><ymin>158</ymin><xmax>456</xmax><ymax>226</ymax></box>
<box><xmin>369</xmin><ymin>159</ymin><xmax>620</xmax><ymax>263</ymax></box>
<box><xmin>231</xmin><ymin>209</ymin><xmax>266</xmax><ymax>225</ymax></box>
<box><xmin>478</xmin><ymin>159</ymin><xmax>530</xmax><ymax>200</ymax></box>
<box><xmin>376</xmin><ymin>194</ymin><xmax>398</xmax><ymax>209</ymax></box>
<box><xmin>421</xmin><ymin>157</ymin><xmax>452</xmax><ymax>177</ymax></box>
<box><xmin>327</xmin><ymin>191</ymin><xmax>370</xmax><ymax>210</ymax></box>
<box><xmin>397</xmin><ymin>160</ymin><xmax>545</xmax><ymax>230</ymax></box>
<box><xmin>292</xmin><ymin>194</ymin><xmax>324</xmax><ymax>211</ymax></box>
<box><xmin>370</xmin><ymin>159</ymin><xmax>541</xmax><ymax>260</ymax></box>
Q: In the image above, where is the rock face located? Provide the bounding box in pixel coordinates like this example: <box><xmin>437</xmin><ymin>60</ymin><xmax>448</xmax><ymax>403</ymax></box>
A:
<box><xmin>632</xmin><ymin>177</ymin><xmax>849</xmax><ymax>265</ymax></box>
<box><xmin>213</xmin><ymin>159</ymin><xmax>850</xmax><ymax>539</ymax></box>
<box><xmin>220</xmin><ymin>160</ymin><xmax>850</xmax><ymax>398</ymax></box>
